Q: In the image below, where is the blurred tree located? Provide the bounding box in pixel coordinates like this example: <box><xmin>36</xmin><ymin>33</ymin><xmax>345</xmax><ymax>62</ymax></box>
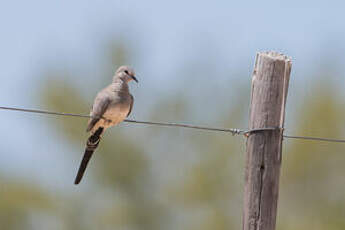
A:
<box><xmin>0</xmin><ymin>177</ymin><xmax>59</xmax><ymax>230</ymax></box>
<box><xmin>278</xmin><ymin>80</ymin><xmax>345</xmax><ymax>230</ymax></box>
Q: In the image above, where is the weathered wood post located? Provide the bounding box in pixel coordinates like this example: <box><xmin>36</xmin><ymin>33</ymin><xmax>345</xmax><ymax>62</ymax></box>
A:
<box><xmin>243</xmin><ymin>51</ymin><xmax>292</xmax><ymax>230</ymax></box>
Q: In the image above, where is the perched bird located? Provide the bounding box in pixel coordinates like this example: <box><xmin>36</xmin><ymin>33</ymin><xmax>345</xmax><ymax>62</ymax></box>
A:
<box><xmin>74</xmin><ymin>66</ymin><xmax>138</xmax><ymax>184</ymax></box>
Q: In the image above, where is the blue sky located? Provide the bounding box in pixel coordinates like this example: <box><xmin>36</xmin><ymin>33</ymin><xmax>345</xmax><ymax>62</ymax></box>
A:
<box><xmin>1</xmin><ymin>1</ymin><xmax>345</xmax><ymax>186</ymax></box>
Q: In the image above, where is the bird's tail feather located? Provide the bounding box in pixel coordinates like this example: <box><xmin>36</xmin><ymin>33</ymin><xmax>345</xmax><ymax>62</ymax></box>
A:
<box><xmin>74</xmin><ymin>127</ymin><xmax>104</xmax><ymax>184</ymax></box>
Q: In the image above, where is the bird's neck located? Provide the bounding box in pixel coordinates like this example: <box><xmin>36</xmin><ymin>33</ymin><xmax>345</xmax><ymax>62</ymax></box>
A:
<box><xmin>112</xmin><ymin>78</ymin><xmax>129</xmax><ymax>93</ymax></box>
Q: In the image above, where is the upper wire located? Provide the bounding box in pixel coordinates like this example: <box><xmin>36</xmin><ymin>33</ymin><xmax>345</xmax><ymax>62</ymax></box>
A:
<box><xmin>0</xmin><ymin>106</ymin><xmax>345</xmax><ymax>143</ymax></box>
<box><xmin>0</xmin><ymin>106</ymin><xmax>244</xmax><ymax>135</ymax></box>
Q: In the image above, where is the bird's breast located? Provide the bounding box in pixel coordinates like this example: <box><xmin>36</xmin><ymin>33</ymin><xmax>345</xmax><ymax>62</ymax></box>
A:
<box><xmin>102</xmin><ymin>102</ymin><xmax>130</xmax><ymax>126</ymax></box>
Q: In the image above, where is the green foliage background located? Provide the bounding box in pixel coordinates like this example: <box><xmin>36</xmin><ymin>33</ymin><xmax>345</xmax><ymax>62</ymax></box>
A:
<box><xmin>1</xmin><ymin>41</ymin><xmax>345</xmax><ymax>230</ymax></box>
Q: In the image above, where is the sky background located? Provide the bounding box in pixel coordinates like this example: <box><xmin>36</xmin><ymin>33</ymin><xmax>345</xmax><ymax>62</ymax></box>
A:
<box><xmin>1</xmin><ymin>2</ymin><xmax>345</xmax><ymax>227</ymax></box>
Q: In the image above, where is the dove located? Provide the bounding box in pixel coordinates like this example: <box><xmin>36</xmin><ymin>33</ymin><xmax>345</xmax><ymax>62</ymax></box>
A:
<box><xmin>74</xmin><ymin>66</ymin><xmax>138</xmax><ymax>184</ymax></box>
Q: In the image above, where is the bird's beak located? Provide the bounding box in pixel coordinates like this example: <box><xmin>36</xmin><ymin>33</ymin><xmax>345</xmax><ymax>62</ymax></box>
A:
<box><xmin>131</xmin><ymin>75</ymin><xmax>138</xmax><ymax>83</ymax></box>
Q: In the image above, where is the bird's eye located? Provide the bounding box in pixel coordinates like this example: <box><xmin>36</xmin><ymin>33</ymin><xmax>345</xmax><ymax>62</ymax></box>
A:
<box><xmin>124</xmin><ymin>70</ymin><xmax>129</xmax><ymax>74</ymax></box>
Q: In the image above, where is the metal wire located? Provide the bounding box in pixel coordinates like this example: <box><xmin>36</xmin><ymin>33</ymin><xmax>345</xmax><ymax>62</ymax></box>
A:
<box><xmin>1</xmin><ymin>106</ymin><xmax>345</xmax><ymax>143</ymax></box>
<box><xmin>243</xmin><ymin>127</ymin><xmax>281</xmax><ymax>136</ymax></box>
<box><xmin>124</xmin><ymin>119</ymin><xmax>245</xmax><ymax>135</ymax></box>
<box><xmin>0</xmin><ymin>106</ymin><xmax>92</xmax><ymax>119</ymax></box>
<box><xmin>283</xmin><ymin>135</ymin><xmax>345</xmax><ymax>143</ymax></box>
<box><xmin>0</xmin><ymin>106</ymin><xmax>245</xmax><ymax>135</ymax></box>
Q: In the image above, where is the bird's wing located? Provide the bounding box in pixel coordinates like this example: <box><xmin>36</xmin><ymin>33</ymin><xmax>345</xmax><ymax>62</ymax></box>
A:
<box><xmin>86</xmin><ymin>94</ymin><xmax>111</xmax><ymax>132</ymax></box>
<box><xmin>127</xmin><ymin>94</ymin><xmax>134</xmax><ymax>117</ymax></box>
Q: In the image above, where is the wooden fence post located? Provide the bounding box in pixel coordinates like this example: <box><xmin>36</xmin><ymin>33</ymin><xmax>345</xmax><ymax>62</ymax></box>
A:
<box><xmin>242</xmin><ymin>51</ymin><xmax>292</xmax><ymax>230</ymax></box>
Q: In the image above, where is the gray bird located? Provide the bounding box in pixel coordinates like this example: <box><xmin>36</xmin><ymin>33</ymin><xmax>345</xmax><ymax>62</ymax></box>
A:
<box><xmin>74</xmin><ymin>66</ymin><xmax>138</xmax><ymax>184</ymax></box>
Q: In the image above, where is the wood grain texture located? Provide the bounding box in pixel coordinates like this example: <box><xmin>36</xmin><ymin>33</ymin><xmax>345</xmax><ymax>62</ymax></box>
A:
<box><xmin>243</xmin><ymin>52</ymin><xmax>292</xmax><ymax>230</ymax></box>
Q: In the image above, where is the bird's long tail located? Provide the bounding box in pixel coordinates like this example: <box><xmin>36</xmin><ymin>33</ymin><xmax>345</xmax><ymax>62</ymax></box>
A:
<box><xmin>74</xmin><ymin>127</ymin><xmax>104</xmax><ymax>184</ymax></box>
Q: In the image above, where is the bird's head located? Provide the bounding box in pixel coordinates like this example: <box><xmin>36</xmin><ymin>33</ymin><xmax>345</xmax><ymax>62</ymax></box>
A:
<box><xmin>113</xmin><ymin>66</ymin><xmax>138</xmax><ymax>83</ymax></box>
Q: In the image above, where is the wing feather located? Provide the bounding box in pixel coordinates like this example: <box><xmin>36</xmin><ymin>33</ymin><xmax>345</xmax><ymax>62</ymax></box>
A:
<box><xmin>127</xmin><ymin>94</ymin><xmax>134</xmax><ymax>117</ymax></box>
<box><xmin>86</xmin><ymin>95</ymin><xmax>110</xmax><ymax>132</ymax></box>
